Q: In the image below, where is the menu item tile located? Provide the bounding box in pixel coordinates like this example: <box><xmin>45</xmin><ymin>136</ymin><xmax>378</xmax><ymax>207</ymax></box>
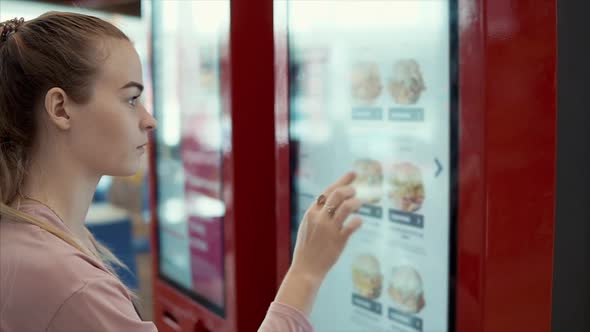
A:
<box><xmin>352</xmin><ymin>158</ymin><xmax>384</xmax><ymax>204</ymax></box>
<box><xmin>388</xmin><ymin>59</ymin><xmax>425</xmax><ymax>105</ymax></box>
<box><xmin>388</xmin><ymin>162</ymin><xmax>425</xmax><ymax>213</ymax></box>
<box><xmin>387</xmin><ymin>266</ymin><xmax>425</xmax><ymax>314</ymax></box>
<box><xmin>352</xmin><ymin>254</ymin><xmax>384</xmax><ymax>299</ymax></box>
<box><xmin>351</xmin><ymin>61</ymin><xmax>383</xmax><ymax>105</ymax></box>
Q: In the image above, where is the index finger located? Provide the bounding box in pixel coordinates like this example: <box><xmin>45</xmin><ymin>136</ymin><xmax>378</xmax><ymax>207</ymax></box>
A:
<box><xmin>322</xmin><ymin>172</ymin><xmax>357</xmax><ymax>196</ymax></box>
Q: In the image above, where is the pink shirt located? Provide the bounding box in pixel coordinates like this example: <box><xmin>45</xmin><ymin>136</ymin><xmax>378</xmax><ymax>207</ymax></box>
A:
<box><xmin>0</xmin><ymin>202</ymin><xmax>312</xmax><ymax>332</ymax></box>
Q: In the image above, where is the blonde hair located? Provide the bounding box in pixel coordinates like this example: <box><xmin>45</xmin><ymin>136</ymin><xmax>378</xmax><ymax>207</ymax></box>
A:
<box><xmin>0</xmin><ymin>12</ymin><xmax>134</xmax><ymax>294</ymax></box>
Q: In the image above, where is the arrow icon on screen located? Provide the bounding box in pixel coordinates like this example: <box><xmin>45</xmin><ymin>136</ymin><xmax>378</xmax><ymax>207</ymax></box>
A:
<box><xmin>435</xmin><ymin>158</ymin><xmax>443</xmax><ymax>177</ymax></box>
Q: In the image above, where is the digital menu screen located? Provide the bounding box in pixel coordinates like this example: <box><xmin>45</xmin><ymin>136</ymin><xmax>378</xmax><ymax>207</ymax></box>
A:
<box><xmin>152</xmin><ymin>0</ymin><xmax>229</xmax><ymax>317</ymax></box>
<box><xmin>287</xmin><ymin>1</ymin><xmax>457</xmax><ymax>331</ymax></box>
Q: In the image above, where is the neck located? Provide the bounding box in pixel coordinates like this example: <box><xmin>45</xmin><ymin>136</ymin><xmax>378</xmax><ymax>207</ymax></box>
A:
<box><xmin>21</xmin><ymin>143</ymin><xmax>100</xmax><ymax>241</ymax></box>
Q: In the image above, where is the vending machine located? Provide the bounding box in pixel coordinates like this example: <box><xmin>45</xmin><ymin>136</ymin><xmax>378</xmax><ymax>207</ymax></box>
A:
<box><xmin>274</xmin><ymin>1</ymin><xmax>557</xmax><ymax>332</ymax></box>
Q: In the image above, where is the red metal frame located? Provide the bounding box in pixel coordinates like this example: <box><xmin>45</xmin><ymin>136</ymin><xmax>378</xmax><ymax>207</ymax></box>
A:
<box><xmin>149</xmin><ymin>1</ymin><xmax>279</xmax><ymax>331</ymax></box>
<box><xmin>228</xmin><ymin>0</ymin><xmax>278</xmax><ymax>331</ymax></box>
<box><xmin>455</xmin><ymin>0</ymin><xmax>487</xmax><ymax>329</ymax></box>
<box><xmin>456</xmin><ymin>1</ymin><xmax>557</xmax><ymax>331</ymax></box>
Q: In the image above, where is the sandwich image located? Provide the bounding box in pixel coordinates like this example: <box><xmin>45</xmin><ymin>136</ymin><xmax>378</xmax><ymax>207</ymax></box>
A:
<box><xmin>351</xmin><ymin>61</ymin><xmax>383</xmax><ymax>104</ymax></box>
<box><xmin>352</xmin><ymin>254</ymin><xmax>383</xmax><ymax>300</ymax></box>
<box><xmin>388</xmin><ymin>162</ymin><xmax>425</xmax><ymax>212</ymax></box>
<box><xmin>388</xmin><ymin>266</ymin><xmax>425</xmax><ymax>314</ymax></box>
<box><xmin>351</xmin><ymin>159</ymin><xmax>383</xmax><ymax>204</ymax></box>
<box><xmin>388</xmin><ymin>59</ymin><xmax>425</xmax><ymax>105</ymax></box>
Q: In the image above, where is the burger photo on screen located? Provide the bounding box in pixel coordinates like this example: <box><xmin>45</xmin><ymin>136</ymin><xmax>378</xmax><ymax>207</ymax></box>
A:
<box><xmin>351</xmin><ymin>254</ymin><xmax>383</xmax><ymax>300</ymax></box>
<box><xmin>388</xmin><ymin>162</ymin><xmax>425</xmax><ymax>213</ymax></box>
<box><xmin>351</xmin><ymin>159</ymin><xmax>383</xmax><ymax>204</ymax></box>
<box><xmin>388</xmin><ymin>59</ymin><xmax>426</xmax><ymax>105</ymax></box>
<box><xmin>388</xmin><ymin>266</ymin><xmax>426</xmax><ymax>314</ymax></box>
<box><xmin>350</xmin><ymin>61</ymin><xmax>383</xmax><ymax>104</ymax></box>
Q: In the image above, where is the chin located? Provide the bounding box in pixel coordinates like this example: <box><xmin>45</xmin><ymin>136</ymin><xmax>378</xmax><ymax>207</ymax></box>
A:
<box><xmin>105</xmin><ymin>161</ymin><xmax>141</xmax><ymax>177</ymax></box>
<box><xmin>118</xmin><ymin>168</ymin><xmax>139</xmax><ymax>177</ymax></box>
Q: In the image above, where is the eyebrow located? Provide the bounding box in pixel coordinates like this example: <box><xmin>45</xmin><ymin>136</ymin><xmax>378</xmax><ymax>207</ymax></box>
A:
<box><xmin>120</xmin><ymin>81</ymin><xmax>144</xmax><ymax>92</ymax></box>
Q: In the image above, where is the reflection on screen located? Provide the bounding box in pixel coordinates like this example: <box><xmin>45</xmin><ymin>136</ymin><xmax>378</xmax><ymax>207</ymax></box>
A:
<box><xmin>152</xmin><ymin>0</ymin><xmax>229</xmax><ymax>317</ymax></box>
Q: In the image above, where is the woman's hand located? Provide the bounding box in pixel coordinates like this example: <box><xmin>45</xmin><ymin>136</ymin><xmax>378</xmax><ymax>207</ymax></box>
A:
<box><xmin>274</xmin><ymin>172</ymin><xmax>363</xmax><ymax>315</ymax></box>
<box><xmin>290</xmin><ymin>172</ymin><xmax>363</xmax><ymax>281</ymax></box>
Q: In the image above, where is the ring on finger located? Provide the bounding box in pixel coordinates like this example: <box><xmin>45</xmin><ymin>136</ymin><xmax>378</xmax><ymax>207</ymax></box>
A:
<box><xmin>325</xmin><ymin>204</ymin><xmax>336</xmax><ymax>217</ymax></box>
<box><xmin>316</xmin><ymin>194</ymin><xmax>327</xmax><ymax>207</ymax></box>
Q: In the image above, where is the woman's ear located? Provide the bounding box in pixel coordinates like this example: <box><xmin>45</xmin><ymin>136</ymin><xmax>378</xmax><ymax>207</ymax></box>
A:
<box><xmin>44</xmin><ymin>87</ymin><xmax>72</xmax><ymax>130</ymax></box>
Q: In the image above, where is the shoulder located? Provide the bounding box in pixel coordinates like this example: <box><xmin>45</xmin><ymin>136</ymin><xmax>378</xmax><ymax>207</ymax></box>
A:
<box><xmin>48</xmin><ymin>277</ymin><xmax>156</xmax><ymax>332</ymax></box>
<box><xmin>0</xmin><ymin>211</ymin><xmax>119</xmax><ymax>330</ymax></box>
<box><xmin>0</xmin><ymin>211</ymin><xmax>107</xmax><ymax>283</ymax></box>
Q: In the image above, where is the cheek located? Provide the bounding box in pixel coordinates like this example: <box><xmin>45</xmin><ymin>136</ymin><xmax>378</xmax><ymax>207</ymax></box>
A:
<box><xmin>69</xmin><ymin>103</ymin><xmax>138</xmax><ymax>173</ymax></box>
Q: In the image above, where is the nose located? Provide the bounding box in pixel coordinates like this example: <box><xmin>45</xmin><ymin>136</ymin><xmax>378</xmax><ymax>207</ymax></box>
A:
<box><xmin>140</xmin><ymin>107</ymin><xmax>157</xmax><ymax>132</ymax></box>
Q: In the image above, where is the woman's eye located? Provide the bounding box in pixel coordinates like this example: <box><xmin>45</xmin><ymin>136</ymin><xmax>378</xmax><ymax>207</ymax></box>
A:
<box><xmin>128</xmin><ymin>96</ymin><xmax>140</xmax><ymax>107</ymax></box>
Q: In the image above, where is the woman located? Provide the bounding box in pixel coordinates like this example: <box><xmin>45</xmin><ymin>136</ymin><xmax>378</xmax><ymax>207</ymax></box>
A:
<box><xmin>0</xmin><ymin>13</ymin><xmax>363</xmax><ymax>332</ymax></box>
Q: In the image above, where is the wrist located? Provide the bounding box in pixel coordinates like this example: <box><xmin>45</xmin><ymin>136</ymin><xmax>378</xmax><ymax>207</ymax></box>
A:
<box><xmin>274</xmin><ymin>267</ymin><xmax>325</xmax><ymax>316</ymax></box>
<box><xmin>286</xmin><ymin>265</ymin><xmax>325</xmax><ymax>287</ymax></box>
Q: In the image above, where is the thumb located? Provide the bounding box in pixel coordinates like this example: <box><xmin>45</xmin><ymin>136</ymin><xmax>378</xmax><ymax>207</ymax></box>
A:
<box><xmin>341</xmin><ymin>217</ymin><xmax>363</xmax><ymax>240</ymax></box>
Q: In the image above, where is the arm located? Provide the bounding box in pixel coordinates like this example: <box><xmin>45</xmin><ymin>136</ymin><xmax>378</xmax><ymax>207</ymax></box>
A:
<box><xmin>259</xmin><ymin>173</ymin><xmax>363</xmax><ymax>331</ymax></box>
<box><xmin>274</xmin><ymin>270</ymin><xmax>322</xmax><ymax>317</ymax></box>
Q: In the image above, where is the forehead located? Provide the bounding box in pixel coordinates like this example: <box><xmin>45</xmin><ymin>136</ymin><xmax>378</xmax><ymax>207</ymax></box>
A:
<box><xmin>96</xmin><ymin>38</ymin><xmax>143</xmax><ymax>88</ymax></box>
